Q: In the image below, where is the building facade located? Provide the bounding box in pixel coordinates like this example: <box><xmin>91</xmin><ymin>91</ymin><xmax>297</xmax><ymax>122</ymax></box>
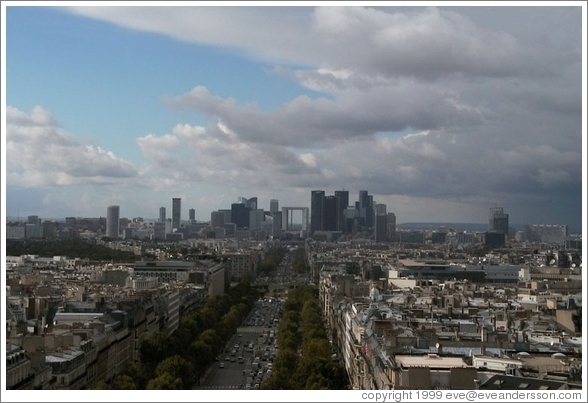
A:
<box><xmin>172</xmin><ymin>198</ymin><xmax>181</xmax><ymax>230</ymax></box>
<box><xmin>106</xmin><ymin>205</ymin><xmax>120</xmax><ymax>239</ymax></box>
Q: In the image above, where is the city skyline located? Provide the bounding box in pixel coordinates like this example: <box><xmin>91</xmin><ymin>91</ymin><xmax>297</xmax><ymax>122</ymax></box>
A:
<box><xmin>4</xmin><ymin>4</ymin><xmax>585</xmax><ymax>230</ymax></box>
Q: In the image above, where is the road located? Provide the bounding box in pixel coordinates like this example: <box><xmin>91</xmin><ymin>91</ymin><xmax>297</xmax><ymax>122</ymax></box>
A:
<box><xmin>195</xmin><ymin>299</ymin><xmax>282</xmax><ymax>390</ymax></box>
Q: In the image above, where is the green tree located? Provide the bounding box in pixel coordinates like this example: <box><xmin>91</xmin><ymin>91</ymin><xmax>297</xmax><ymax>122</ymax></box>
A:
<box><xmin>122</xmin><ymin>363</ymin><xmax>148</xmax><ymax>389</ymax></box>
<box><xmin>155</xmin><ymin>355</ymin><xmax>195</xmax><ymax>389</ymax></box>
<box><xmin>146</xmin><ymin>372</ymin><xmax>183</xmax><ymax>390</ymax></box>
<box><xmin>273</xmin><ymin>348</ymin><xmax>299</xmax><ymax>376</ymax></box>
<box><xmin>140</xmin><ymin>332</ymin><xmax>173</xmax><ymax>377</ymax></box>
<box><xmin>110</xmin><ymin>374</ymin><xmax>137</xmax><ymax>390</ymax></box>
<box><xmin>189</xmin><ymin>340</ymin><xmax>214</xmax><ymax>383</ymax></box>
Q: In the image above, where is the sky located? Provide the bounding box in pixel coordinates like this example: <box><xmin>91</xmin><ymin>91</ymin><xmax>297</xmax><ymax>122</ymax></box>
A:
<box><xmin>3</xmin><ymin>3</ymin><xmax>586</xmax><ymax>232</ymax></box>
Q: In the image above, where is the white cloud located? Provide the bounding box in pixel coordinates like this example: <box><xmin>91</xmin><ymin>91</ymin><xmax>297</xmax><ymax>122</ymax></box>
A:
<box><xmin>6</xmin><ymin>106</ymin><xmax>138</xmax><ymax>187</ymax></box>
<box><xmin>299</xmin><ymin>153</ymin><xmax>317</xmax><ymax>168</ymax></box>
<box><xmin>8</xmin><ymin>6</ymin><xmax>581</xmax><ymax>225</ymax></box>
<box><xmin>67</xmin><ymin>6</ymin><xmax>562</xmax><ymax>81</ymax></box>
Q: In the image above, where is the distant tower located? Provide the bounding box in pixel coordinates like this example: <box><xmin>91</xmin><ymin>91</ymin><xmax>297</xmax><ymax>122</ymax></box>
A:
<box><xmin>272</xmin><ymin>211</ymin><xmax>282</xmax><ymax>236</ymax></box>
<box><xmin>231</xmin><ymin>203</ymin><xmax>249</xmax><ymax>229</ymax></box>
<box><xmin>270</xmin><ymin>199</ymin><xmax>279</xmax><ymax>214</ymax></box>
<box><xmin>211</xmin><ymin>211</ymin><xmax>225</xmax><ymax>228</ymax></box>
<box><xmin>322</xmin><ymin>195</ymin><xmax>338</xmax><ymax>231</ymax></box>
<box><xmin>358</xmin><ymin>190</ymin><xmax>374</xmax><ymax>227</ymax></box>
<box><xmin>489</xmin><ymin>207</ymin><xmax>509</xmax><ymax>235</ymax></box>
<box><xmin>311</xmin><ymin>190</ymin><xmax>325</xmax><ymax>234</ymax></box>
<box><xmin>172</xmin><ymin>198</ymin><xmax>181</xmax><ymax>230</ymax></box>
<box><xmin>374</xmin><ymin>204</ymin><xmax>387</xmax><ymax>243</ymax></box>
<box><xmin>189</xmin><ymin>208</ymin><xmax>196</xmax><ymax>221</ymax></box>
<box><xmin>387</xmin><ymin>212</ymin><xmax>396</xmax><ymax>242</ymax></box>
<box><xmin>334</xmin><ymin>190</ymin><xmax>349</xmax><ymax>233</ymax></box>
<box><xmin>106</xmin><ymin>205</ymin><xmax>120</xmax><ymax>239</ymax></box>
<box><xmin>159</xmin><ymin>207</ymin><xmax>166</xmax><ymax>222</ymax></box>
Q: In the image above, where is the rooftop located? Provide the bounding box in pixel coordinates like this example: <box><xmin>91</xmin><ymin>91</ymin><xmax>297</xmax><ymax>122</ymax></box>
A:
<box><xmin>395</xmin><ymin>354</ymin><xmax>468</xmax><ymax>369</ymax></box>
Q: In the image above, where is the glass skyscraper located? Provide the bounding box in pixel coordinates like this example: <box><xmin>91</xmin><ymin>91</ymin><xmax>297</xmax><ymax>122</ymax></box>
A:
<box><xmin>172</xmin><ymin>198</ymin><xmax>181</xmax><ymax>230</ymax></box>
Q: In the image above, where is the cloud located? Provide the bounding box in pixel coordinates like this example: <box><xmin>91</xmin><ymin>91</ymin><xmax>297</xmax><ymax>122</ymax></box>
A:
<box><xmin>329</xmin><ymin>7</ymin><xmax>557</xmax><ymax>80</ymax></box>
<box><xmin>136</xmin><ymin>121</ymin><xmax>321</xmax><ymax>193</ymax></box>
<box><xmin>6</xmin><ymin>106</ymin><xmax>138</xmax><ymax>187</ymax></box>
<box><xmin>66</xmin><ymin>6</ymin><xmax>568</xmax><ymax>81</ymax></box>
<box><xmin>164</xmin><ymin>82</ymin><xmax>485</xmax><ymax>149</ymax></box>
<box><xmin>12</xmin><ymin>6</ymin><xmax>581</xmax><ymax>226</ymax></box>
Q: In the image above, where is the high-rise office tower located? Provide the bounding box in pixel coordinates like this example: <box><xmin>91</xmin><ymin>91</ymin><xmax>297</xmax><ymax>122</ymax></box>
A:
<box><xmin>27</xmin><ymin>215</ymin><xmax>40</xmax><ymax>225</ymax></box>
<box><xmin>211</xmin><ymin>211</ymin><xmax>225</xmax><ymax>228</ymax></box>
<box><xmin>249</xmin><ymin>209</ymin><xmax>265</xmax><ymax>231</ymax></box>
<box><xmin>159</xmin><ymin>207</ymin><xmax>166</xmax><ymax>222</ymax></box>
<box><xmin>489</xmin><ymin>207</ymin><xmax>509</xmax><ymax>235</ymax></box>
<box><xmin>189</xmin><ymin>208</ymin><xmax>196</xmax><ymax>221</ymax></box>
<box><xmin>334</xmin><ymin>190</ymin><xmax>349</xmax><ymax>232</ymax></box>
<box><xmin>25</xmin><ymin>215</ymin><xmax>43</xmax><ymax>238</ymax></box>
<box><xmin>247</xmin><ymin>197</ymin><xmax>258</xmax><ymax>212</ymax></box>
<box><xmin>343</xmin><ymin>208</ymin><xmax>359</xmax><ymax>234</ymax></box>
<box><xmin>218</xmin><ymin>209</ymin><xmax>232</xmax><ymax>225</ymax></box>
<box><xmin>154</xmin><ymin>221</ymin><xmax>166</xmax><ymax>239</ymax></box>
<box><xmin>231</xmin><ymin>203</ymin><xmax>249</xmax><ymax>228</ymax></box>
<box><xmin>238</xmin><ymin>196</ymin><xmax>258</xmax><ymax>211</ymax></box>
<box><xmin>172</xmin><ymin>198</ymin><xmax>181</xmax><ymax>230</ymax></box>
<box><xmin>322</xmin><ymin>195</ymin><xmax>338</xmax><ymax>231</ymax></box>
<box><xmin>358</xmin><ymin>190</ymin><xmax>374</xmax><ymax>227</ymax></box>
<box><xmin>387</xmin><ymin>212</ymin><xmax>396</xmax><ymax>242</ymax></box>
<box><xmin>106</xmin><ymin>205</ymin><xmax>120</xmax><ymax>239</ymax></box>
<box><xmin>374</xmin><ymin>204</ymin><xmax>387</xmax><ymax>243</ymax></box>
<box><xmin>272</xmin><ymin>211</ymin><xmax>282</xmax><ymax>237</ymax></box>
<box><xmin>311</xmin><ymin>190</ymin><xmax>325</xmax><ymax>234</ymax></box>
<box><xmin>270</xmin><ymin>199</ymin><xmax>279</xmax><ymax>214</ymax></box>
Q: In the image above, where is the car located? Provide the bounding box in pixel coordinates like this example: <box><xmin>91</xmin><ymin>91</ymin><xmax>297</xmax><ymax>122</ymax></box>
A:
<box><xmin>254</xmin><ymin>383</ymin><xmax>260</xmax><ymax>389</ymax></box>
<box><xmin>225</xmin><ymin>356</ymin><xmax>230</xmax><ymax>361</ymax></box>
<box><xmin>219</xmin><ymin>363</ymin><xmax>225</xmax><ymax>368</ymax></box>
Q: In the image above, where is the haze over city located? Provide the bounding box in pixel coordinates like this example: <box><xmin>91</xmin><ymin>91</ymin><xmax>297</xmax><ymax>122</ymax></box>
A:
<box><xmin>4</xmin><ymin>4</ymin><xmax>585</xmax><ymax>230</ymax></box>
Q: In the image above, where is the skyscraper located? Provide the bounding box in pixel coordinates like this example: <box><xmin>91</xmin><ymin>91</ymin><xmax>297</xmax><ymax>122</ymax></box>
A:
<box><xmin>272</xmin><ymin>211</ymin><xmax>282</xmax><ymax>237</ymax></box>
<box><xmin>231</xmin><ymin>203</ymin><xmax>249</xmax><ymax>228</ymax></box>
<box><xmin>211</xmin><ymin>211</ymin><xmax>225</xmax><ymax>228</ymax></box>
<box><xmin>374</xmin><ymin>204</ymin><xmax>387</xmax><ymax>243</ymax></box>
<box><xmin>159</xmin><ymin>207</ymin><xmax>166</xmax><ymax>222</ymax></box>
<box><xmin>358</xmin><ymin>190</ymin><xmax>374</xmax><ymax>227</ymax></box>
<box><xmin>311</xmin><ymin>190</ymin><xmax>325</xmax><ymax>234</ymax></box>
<box><xmin>489</xmin><ymin>207</ymin><xmax>509</xmax><ymax>235</ymax></box>
<box><xmin>322</xmin><ymin>195</ymin><xmax>338</xmax><ymax>231</ymax></box>
<box><xmin>334</xmin><ymin>190</ymin><xmax>349</xmax><ymax>232</ymax></box>
<box><xmin>172</xmin><ymin>198</ymin><xmax>181</xmax><ymax>230</ymax></box>
<box><xmin>106</xmin><ymin>205</ymin><xmax>120</xmax><ymax>239</ymax></box>
<box><xmin>270</xmin><ymin>199</ymin><xmax>279</xmax><ymax>214</ymax></box>
<box><xmin>387</xmin><ymin>212</ymin><xmax>396</xmax><ymax>242</ymax></box>
<box><xmin>189</xmin><ymin>208</ymin><xmax>196</xmax><ymax>221</ymax></box>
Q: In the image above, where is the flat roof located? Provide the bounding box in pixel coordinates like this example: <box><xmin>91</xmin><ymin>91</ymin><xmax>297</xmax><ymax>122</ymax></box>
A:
<box><xmin>395</xmin><ymin>355</ymin><xmax>468</xmax><ymax>369</ymax></box>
